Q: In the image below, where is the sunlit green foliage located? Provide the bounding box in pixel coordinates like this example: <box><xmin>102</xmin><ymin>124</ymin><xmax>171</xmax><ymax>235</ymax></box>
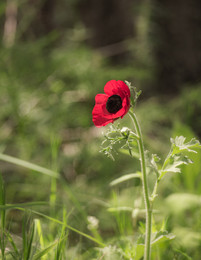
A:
<box><xmin>0</xmin><ymin>12</ymin><xmax>201</xmax><ymax>259</ymax></box>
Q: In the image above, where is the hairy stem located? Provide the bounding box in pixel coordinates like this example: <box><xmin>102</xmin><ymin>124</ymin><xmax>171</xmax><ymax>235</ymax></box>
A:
<box><xmin>129</xmin><ymin>111</ymin><xmax>152</xmax><ymax>260</ymax></box>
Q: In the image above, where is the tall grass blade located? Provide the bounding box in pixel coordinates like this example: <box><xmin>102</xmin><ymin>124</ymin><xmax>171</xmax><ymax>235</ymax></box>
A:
<box><xmin>0</xmin><ymin>201</ymin><xmax>48</xmax><ymax>210</ymax></box>
<box><xmin>35</xmin><ymin>219</ymin><xmax>44</xmax><ymax>249</ymax></box>
<box><xmin>4</xmin><ymin>231</ymin><xmax>20</xmax><ymax>258</ymax></box>
<box><xmin>0</xmin><ymin>173</ymin><xmax>5</xmax><ymax>229</ymax></box>
<box><xmin>110</xmin><ymin>172</ymin><xmax>142</xmax><ymax>186</ymax></box>
<box><xmin>54</xmin><ymin>208</ymin><xmax>68</xmax><ymax>260</ymax></box>
<box><xmin>0</xmin><ymin>153</ymin><xmax>59</xmax><ymax>178</ymax></box>
<box><xmin>22</xmin><ymin>214</ymin><xmax>28</xmax><ymax>259</ymax></box>
<box><xmin>50</xmin><ymin>135</ymin><xmax>60</xmax><ymax>212</ymax></box>
<box><xmin>26</xmin><ymin>221</ymin><xmax>35</xmax><ymax>259</ymax></box>
<box><xmin>33</xmin><ymin>235</ymin><xmax>67</xmax><ymax>260</ymax></box>
<box><xmin>0</xmin><ymin>173</ymin><xmax>6</xmax><ymax>259</ymax></box>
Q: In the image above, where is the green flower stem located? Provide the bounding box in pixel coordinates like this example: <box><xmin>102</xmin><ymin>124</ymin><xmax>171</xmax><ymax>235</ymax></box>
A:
<box><xmin>129</xmin><ymin>111</ymin><xmax>152</xmax><ymax>260</ymax></box>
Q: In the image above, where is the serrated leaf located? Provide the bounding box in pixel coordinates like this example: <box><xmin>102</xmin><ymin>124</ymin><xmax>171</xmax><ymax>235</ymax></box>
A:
<box><xmin>110</xmin><ymin>172</ymin><xmax>141</xmax><ymax>186</ymax></box>
<box><xmin>100</xmin><ymin>123</ymin><xmax>140</xmax><ymax>160</ymax></box>
<box><xmin>159</xmin><ymin>136</ymin><xmax>200</xmax><ymax>180</ymax></box>
<box><xmin>171</xmin><ymin>136</ymin><xmax>201</xmax><ymax>155</ymax></box>
<box><xmin>125</xmin><ymin>81</ymin><xmax>142</xmax><ymax>107</ymax></box>
<box><xmin>151</xmin><ymin>231</ymin><xmax>175</xmax><ymax>246</ymax></box>
<box><xmin>161</xmin><ymin>155</ymin><xmax>192</xmax><ymax>177</ymax></box>
<box><xmin>151</xmin><ymin>154</ymin><xmax>160</xmax><ymax>167</ymax></box>
<box><xmin>134</xmin><ymin>244</ymin><xmax>144</xmax><ymax>260</ymax></box>
<box><xmin>146</xmin><ymin>152</ymin><xmax>161</xmax><ymax>177</ymax></box>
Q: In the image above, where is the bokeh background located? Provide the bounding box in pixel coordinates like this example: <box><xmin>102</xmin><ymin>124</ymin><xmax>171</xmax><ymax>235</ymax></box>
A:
<box><xmin>0</xmin><ymin>0</ymin><xmax>201</xmax><ymax>259</ymax></box>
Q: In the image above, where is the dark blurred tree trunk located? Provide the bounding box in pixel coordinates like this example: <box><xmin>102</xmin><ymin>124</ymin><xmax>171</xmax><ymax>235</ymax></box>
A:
<box><xmin>18</xmin><ymin>0</ymin><xmax>55</xmax><ymax>39</ymax></box>
<box><xmin>77</xmin><ymin>0</ymin><xmax>135</xmax><ymax>64</ymax></box>
<box><xmin>19</xmin><ymin>0</ymin><xmax>76</xmax><ymax>40</ymax></box>
<box><xmin>3</xmin><ymin>0</ymin><xmax>18</xmax><ymax>47</ymax></box>
<box><xmin>151</xmin><ymin>0</ymin><xmax>201</xmax><ymax>94</ymax></box>
<box><xmin>29</xmin><ymin>0</ymin><xmax>55</xmax><ymax>36</ymax></box>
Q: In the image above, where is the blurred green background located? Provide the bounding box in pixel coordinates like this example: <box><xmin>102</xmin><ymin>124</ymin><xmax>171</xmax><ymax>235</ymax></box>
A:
<box><xmin>0</xmin><ymin>0</ymin><xmax>201</xmax><ymax>259</ymax></box>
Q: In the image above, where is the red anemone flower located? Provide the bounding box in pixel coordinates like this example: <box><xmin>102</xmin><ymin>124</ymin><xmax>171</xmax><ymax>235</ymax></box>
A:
<box><xmin>92</xmin><ymin>80</ymin><xmax>131</xmax><ymax>127</ymax></box>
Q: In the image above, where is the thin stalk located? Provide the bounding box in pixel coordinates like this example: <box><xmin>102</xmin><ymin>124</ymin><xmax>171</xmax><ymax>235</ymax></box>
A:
<box><xmin>129</xmin><ymin>111</ymin><xmax>152</xmax><ymax>260</ymax></box>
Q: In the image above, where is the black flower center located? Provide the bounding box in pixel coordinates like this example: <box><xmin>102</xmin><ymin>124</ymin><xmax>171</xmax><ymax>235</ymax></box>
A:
<box><xmin>106</xmin><ymin>95</ymin><xmax>122</xmax><ymax>113</ymax></box>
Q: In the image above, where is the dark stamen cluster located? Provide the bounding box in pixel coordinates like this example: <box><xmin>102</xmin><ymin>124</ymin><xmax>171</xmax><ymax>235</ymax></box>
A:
<box><xmin>106</xmin><ymin>95</ymin><xmax>122</xmax><ymax>113</ymax></box>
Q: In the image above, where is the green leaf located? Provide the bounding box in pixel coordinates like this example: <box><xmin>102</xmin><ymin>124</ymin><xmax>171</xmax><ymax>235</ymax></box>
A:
<box><xmin>100</xmin><ymin>124</ymin><xmax>139</xmax><ymax>160</ymax></box>
<box><xmin>125</xmin><ymin>81</ymin><xmax>142</xmax><ymax>107</ymax></box>
<box><xmin>151</xmin><ymin>231</ymin><xmax>175</xmax><ymax>246</ymax></box>
<box><xmin>134</xmin><ymin>243</ymin><xmax>144</xmax><ymax>260</ymax></box>
<box><xmin>171</xmin><ymin>136</ymin><xmax>201</xmax><ymax>155</ymax></box>
<box><xmin>159</xmin><ymin>136</ymin><xmax>201</xmax><ymax>180</ymax></box>
<box><xmin>110</xmin><ymin>172</ymin><xmax>141</xmax><ymax>186</ymax></box>
<box><xmin>146</xmin><ymin>152</ymin><xmax>161</xmax><ymax>177</ymax></box>
<box><xmin>160</xmin><ymin>155</ymin><xmax>193</xmax><ymax>179</ymax></box>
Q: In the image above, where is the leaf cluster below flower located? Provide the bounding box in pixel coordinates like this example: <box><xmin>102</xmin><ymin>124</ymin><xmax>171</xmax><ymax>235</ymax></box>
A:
<box><xmin>100</xmin><ymin>124</ymin><xmax>138</xmax><ymax>161</ymax></box>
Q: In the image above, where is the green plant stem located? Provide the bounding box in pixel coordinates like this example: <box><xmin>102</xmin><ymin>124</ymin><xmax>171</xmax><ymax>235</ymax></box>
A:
<box><xmin>129</xmin><ymin>111</ymin><xmax>152</xmax><ymax>260</ymax></box>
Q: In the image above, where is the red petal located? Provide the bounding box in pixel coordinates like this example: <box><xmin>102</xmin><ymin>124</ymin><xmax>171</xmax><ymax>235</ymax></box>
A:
<box><xmin>116</xmin><ymin>80</ymin><xmax>130</xmax><ymax>97</ymax></box>
<box><xmin>92</xmin><ymin>104</ymin><xmax>114</xmax><ymax>127</ymax></box>
<box><xmin>92</xmin><ymin>104</ymin><xmax>103</xmax><ymax>116</ymax></box>
<box><xmin>95</xmin><ymin>94</ymin><xmax>108</xmax><ymax>104</ymax></box>
<box><xmin>104</xmin><ymin>80</ymin><xmax>130</xmax><ymax>98</ymax></box>
<box><xmin>93</xmin><ymin>115</ymin><xmax>114</xmax><ymax>127</ymax></box>
<box><xmin>120</xmin><ymin>96</ymin><xmax>130</xmax><ymax>118</ymax></box>
<box><xmin>104</xmin><ymin>80</ymin><xmax>121</xmax><ymax>96</ymax></box>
